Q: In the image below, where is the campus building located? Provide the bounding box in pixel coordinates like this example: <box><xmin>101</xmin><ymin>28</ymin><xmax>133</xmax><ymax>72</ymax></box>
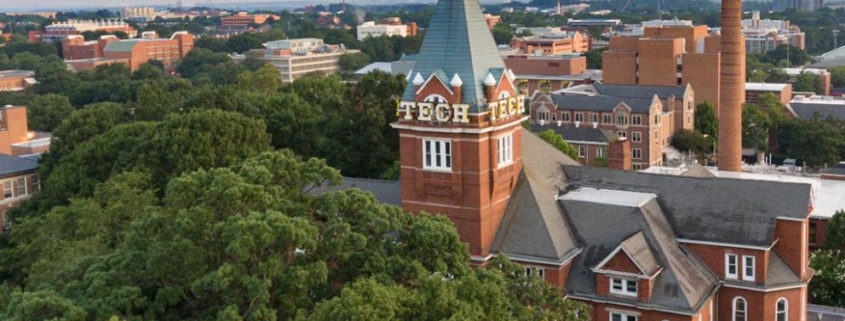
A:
<box><xmin>0</xmin><ymin>70</ymin><xmax>36</xmax><ymax>92</ymax></box>
<box><xmin>232</xmin><ymin>38</ymin><xmax>358</xmax><ymax>83</ymax></box>
<box><xmin>746</xmin><ymin>83</ymin><xmax>793</xmax><ymax>105</ymax></box>
<box><xmin>510</xmin><ymin>31</ymin><xmax>590</xmax><ymax>56</ymax></box>
<box><xmin>43</xmin><ymin>20</ymin><xmax>137</xmax><ymax>41</ymax></box>
<box><xmin>742</xmin><ymin>11</ymin><xmax>805</xmax><ymax>53</ymax></box>
<box><xmin>63</xmin><ymin>32</ymin><xmax>195</xmax><ymax>72</ymax></box>
<box><xmin>220</xmin><ymin>12</ymin><xmax>277</xmax><ymax>29</ymax></box>
<box><xmin>341</xmin><ymin>1</ymin><xmax>815</xmax><ymax>320</ymax></box>
<box><xmin>773</xmin><ymin>0</ymin><xmax>825</xmax><ymax>12</ymax></box>
<box><xmin>529</xmin><ymin>84</ymin><xmax>694</xmax><ymax>170</ymax></box>
<box><xmin>356</xmin><ymin>18</ymin><xmax>418</xmax><ymax>40</ymax></box>
<box><xmin>601</xmin><ymin>23</ymin><xmax>722</xmax><ymax>114</ymax></box>
<box><xmin>504</xmin><ymin>55</ymin><xmax>599</xmax><ymax>95</ymax></box>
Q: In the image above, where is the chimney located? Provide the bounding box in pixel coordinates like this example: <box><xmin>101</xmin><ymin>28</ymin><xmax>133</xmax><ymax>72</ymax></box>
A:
<box><xmin>450</xmin><ymin>73</ymin><xmax>463</xmax><ymax>104</ymax></box>
<box><xmin>718</xmin><ymin>0</ymin><xmax>745</xmax><ymax>172</ymax></box>
<box><xmin>608</xmin><ymin>137</ymin><xmax>631</xmax><ymax>171</ymax></box>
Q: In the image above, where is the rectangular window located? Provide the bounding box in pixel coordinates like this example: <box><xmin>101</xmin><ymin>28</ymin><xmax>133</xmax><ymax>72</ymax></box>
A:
<box><xmin>632</xmin><ymin>132</ymin><xmax>642</xmax><ymax>143</ymax></box>
<box><xmin>578</xmin><ymin>146</ymin><xmax>586</xmax><ymax>158</ymax></box>
<box><xmin>525</xmin><ymin>266</ymin><xmax>545</xmax><ymax>278</ymax></box>
<box><xmin>30</xmin><ymin>176</ymin><xmax>40</xmax><ymax>193</ymax></box>
<box><xmin>616</xmin><ymin>114</ymin><xmax>628</xmax><ymax>126</ymax></box>
<box><xmin>632</xmin><ymin>148</ymin><xmax>642</xmax><ymax>159</ymax></box>
<box><xmin>2</xmin><ymin>181</ymin><xmax>11</xmax><ymax>199</ymax></box>
<box><xmin>589</xmin><ymin>113</ymin><xmax>598</xmax><ymax>123</ymax></box>
<box><xmin>610</xmin><ymin>278</ymin><xmax>638</xmax><ymax>296</ymax></box>
<box><xmin>597</xmin><ymin>148</ymin><xmax>605</xmax><ymax>158</ymax></box>
<box><xmin>617</xmin><ymin>131</ymin><xmax>627</xmax><ymax>139</ymax></box>
<box><xmin>575</xmin><ymin>113</ymin><xmax>584</xmax><ymax>122</ymax></box>
<box><xmin>603</xmin><ymin>114</ymin><xmax>612</xmax><ymax>124</ymax></box>
<box><xmin>632</xmin><ymin>115</ymin><xmax>642</xmax><ymax>125</ymax></box>
<box><xmin>743</xmin><ymin>255</ymin><xmax>755</xmax><ymax>281</ymax></box>
<box><xmin>610</xmin><ymin>313</ymin><xmax>638</xmax><ymax>321</ymax></box>
<box><xmin>538</xmin><ymin>112</ymin><xmax>549</xmax><ymax>121</ymax></box>
<box><xmin>15</xmin><ymin>177</ymin><xmax>26</xmax><ymax>197</ymax></box>
<box><xmin>498</xmin><ymin>134</ymin><xmax>513</xmax><ymax>167</ymax></box>
<box><xmin>810</xmin><ymin>223</ymin><xmax>817</xmax><ymax>244</ymax></box>
<box><xmin>632</xmin><ymin>164</ymin><xmax>642</xmax><ymax>170</ymax></box>
<box><xmin>423</xmin><ymin>139</ymin><xmax>452</xmax><ymax>171</ymax></box>
<box><xmin>562</xmin><ymin>113</ymin><xmax>570</xmax><ymax>122</ymax></box>
<box><xmin>551</xmin><ymin>113</ymin><xmax>557</xmax><ymax>121</ymax></box>
<box><xmin>726</xmin><ymin>254</ymin><xmax>738</xmax><ymax>279</ymax></box>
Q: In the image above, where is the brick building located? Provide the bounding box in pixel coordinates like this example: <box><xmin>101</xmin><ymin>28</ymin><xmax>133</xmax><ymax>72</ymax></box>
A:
<box><xmin>0</xmin><ymin>154</ymin><xmax>39</xmax><ymax>232</ymax></box>
<box><xmin>530</xmin><ymin>84</ymin><xmax>694</xmax><ymax>170</ymax></box>
<box><xmin>0</xmin><ymin>106</ymin><xmax>52</xmax><ymax>157</ymax></box>
<box><xmin>602</xmin><ymin>24</ymin><xmax>723</xmax><ymax>114</ymax></box>
<box><xmin>746</xmin><ymin>83</ymin><xmax>793</xmax><ymax>105</ymax></box>
<box><xmin>232</xmin><ymin>38</ymin><xmax>357</xmax><ymax>83</ymax></box>
<box><xmin>742</xmin><ymin>11</ymin><xmax>805</xmax><ymax>53</ymax></box>
<box><xmin>503</xmin><ymin>56</ymin><xmax>598</xmax><ymax>95</ymax></box>
<box><xmin>220</xmin><ymin>12</ymin><xmax>276</xmax><ymax>29</ymax></box>
<box><xmin>529</xmin><ymin>123</ymin><xmax>623</xmax><ymax>168</ymax></box>
<box><xmin>43</xmin><ymin>20</ymin><xmax>136</xmax><ymax>42</ymax></box>
<box><xmin>63</xmin><ymin>32</ymin><xmax>195</xmax><ymax>72</ymax></box>
<box><xmin>511</xmin><ymin>31</ymin><xmax>590</xmax><ymax>55</ymax></box>
<box><xmin>0</xmin><ymin>70</ymin><xmax>36</xmax><ymax>92</ymax></box>
<box><xmin>350</xmin><ymin>1</ymin><xmax>813</xmax><ymax>321</ymax></box>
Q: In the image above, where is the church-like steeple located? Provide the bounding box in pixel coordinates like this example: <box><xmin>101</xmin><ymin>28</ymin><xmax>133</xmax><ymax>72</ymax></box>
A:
<box><xmin>402</xmin><ymin>0</ymin><xmax>507</xmax><ymax>112</ymax></box>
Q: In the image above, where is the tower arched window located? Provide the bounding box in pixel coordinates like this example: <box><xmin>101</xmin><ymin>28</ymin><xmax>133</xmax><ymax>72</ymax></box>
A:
<box><xmin>499</xmin><ymin>91</ymin><xmax>512</xmax><ymax>100</ymax></box>
<box><xmin>733</xmin><ymin>297</ymin><xmax>746</xmax><ymax>321</ymax></box>
<box><xmin>776</xmin><ymin>298</ymin><xmax>787</xmax><ymax>321</ymax></box>
<box><xmin>424</xmin><ymin>94</ymin><xmax>448</xmax><ymax>104</ymax></box>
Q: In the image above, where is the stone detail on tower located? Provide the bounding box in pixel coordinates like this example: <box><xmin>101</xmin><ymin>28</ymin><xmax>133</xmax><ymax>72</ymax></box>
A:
<box><xmin>719</xmin><ymin>0</ymin><xmax>745</xmax><ymax>172</ymax></box>
<box><xmin>390</xmin><ymin>0</ymin><xmax>528</xmax><ymax>261</ymax></box>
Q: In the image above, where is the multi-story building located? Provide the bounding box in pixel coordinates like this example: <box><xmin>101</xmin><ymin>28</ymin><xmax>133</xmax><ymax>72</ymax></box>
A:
<box><xmin>529</xmin><ymin>122</ymin><xmax>625</xmax><ymax>168</ymax></box>
<box><xmin>0</xmin><ymin>70</ymin><xmax>36</xmax><ymax>92</ymax></box>
<box><xmin>356</xmin><ymin>19</ymin><xmax>418</xmax><ymax>40</ymax></box>
<box><xmin>787</xmin><ymin>95</ymin><xmax>845</xmax><ymax>121</ymax></box>
<box><xmin>232</xmin><ymin>38</ymin><xmax>358</xmax><ymax>83</ymax></box>
<box><xmin>530</xmin><ymin>84</ymin><xmax>694</xmax><ymax>170</ymax></box>
<box><xmin>122</xmin><ymin>7</ymin><xmax>157</xmax><ymax>22</ymax></box>
<box><xmin>484</xmin><ymin>14</ymin><xmax>501</xmax><ymax>29</ymax></box>
<box><xmin>63</xmin><ymin>32</ymin><xmax>195</xmax><ymax>72</ymax></box>
<box><xmin>0</xmin><ymin>105</ymin><xmax>52</xmax><ymax>157</ymax></box>
<box><xmin>602</xmin><ymin>23</ymin><xmax>723</xmax><ymax>114</ymax></box>
<box><xmin>773</xmin><ymin>0</ymin><xmax>825</xmax><ymax>12</ymax></box>
<box><xmin>746</xmin><ymin>82</ymin><xmax>793</xmax><ymax>105</ymax></box>
<box><xmin>504</xmin><ymin>55</ymin><xmax>599</xmax><ymax>95</ymax></box>
<box><xmin>43</xmin><ymin>20</ymin><xmax>137</xmax><ymax>42</ymax></box>
<box><xmin>350</xmin><ymin>1</ymin><xmax>814</xmax><ymax>321</ymax></box>
<box><xmin>742</xmin><ymin>11</ymin><xmax>805</xmax><ymax>53</ymax></box>
<box><xmin>220</xmin><ymin>12</ymin><xmax>277</xmax><ymax>29</ymax></box>
<box><xmin>511</xmin><ymin>31</ymin><xmax>590</xmax><ymax>55</ymax></box>
<box><xmin>0</xmin><ymin>154</ymin><xmax>39</xmax><ymax>232</ymax></box>
<box><xmin>785</xmin><ymin>68</ymin><xmax>831</xmax><ymax>96</ymax></box>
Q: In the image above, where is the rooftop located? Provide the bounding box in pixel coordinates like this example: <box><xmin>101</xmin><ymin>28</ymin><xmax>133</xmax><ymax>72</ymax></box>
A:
<box><xmin>0</xmin><ymin>154</ymin><xmax>38</xmax><ymax>178</ymax></box>
<box><xmin>0</xmin><ymin>70</ymin><xmax>35</xmax><ymax>78</ymax></box>
<box><xmin>558</xmin><ymin>187</ymin><xmax>656</xmax><ymax>208</ymax></box>
<box><xmin>746</xmin><ymin>82</ymin><xmax>790</xmax><ymax>91</ymax></box>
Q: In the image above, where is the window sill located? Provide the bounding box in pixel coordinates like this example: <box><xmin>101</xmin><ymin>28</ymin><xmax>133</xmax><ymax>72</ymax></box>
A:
<box><xmin>422</xmin><ymin>168</ymin><xmax>453</xmax><ymax>173</ymax></box>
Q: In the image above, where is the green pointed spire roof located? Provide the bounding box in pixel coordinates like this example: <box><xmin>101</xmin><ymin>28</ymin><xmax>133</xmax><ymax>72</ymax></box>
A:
<box><xmin>402</xmin><ymin>0</ymin><xmax>506</xmax><ymax>111</ymax></box>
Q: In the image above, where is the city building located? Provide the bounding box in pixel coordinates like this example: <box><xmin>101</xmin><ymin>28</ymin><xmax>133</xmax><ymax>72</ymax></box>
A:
<box><xmin>746</xmin><ymin>82</ymin><xmax>793</xmax><ymax>105</ymax></box>
<box><xmin>0</xmin><ymin>70</ymin><xmax>36</xmax><ymax>92</ymax></box>
<box><xmin>232</xmin><ymin>38</ymin><xmax>358</xmax><ymax>83</ymax></box>
<box><xmin>0</xmin><ymin>154</ymin><xmax>39</xmax><ymax>233</ymax></box>
<box><xmin>43</xmin><ymin>20</ymin><xmax>137</xmax><ymax>42</ymax></box>
<box><xmin>742</xmin><ymin>11</ymin><xmax>805</xmax><ymax>53</ymax></box>
<box><xmin>785</xmin><ymin>68</ymin><xmax>831</xmax><ymax>96</ymax></box>
<box><xmin>530</xmin><ymin>84</ymin><xmax>695</xmax><ymax>170</ymax></box>
<box><xmin>4</xmin><ymin>11</ymin><xmax>57</xmax><ymax>19</ymax></box>
<box><xmin>510</xmin><ymin>31</ymin><xmax>590</xmax><ymax>55</ymax></box>
<box><xmin>0</xmin><ymin>105</ymin><xmax>51</xmax><ymax>157</ymax></box>
<box><xmin>345</xmin><ymin>1</ymin><xmax>812</xmax><ymax>320</ymax></box>
<box><xmin>63</xmin><ymin>32</ymin><xmax>195</xmax><ymax>72</ymax></box>
<box><xmin>529</xmin><ymin>122</ymin><xmax>626</xmax><ymax>168</ymax></box>
<box><xmin>356</xmin><ymin>19</ymin><xmax>418</xmax><ymax>40</ymax></box>
<box><xmin>122</xmin><ymin>6</ymin><xmax>157</xmax><ymax>22</ymax></box>
<box><xmin>503</xmin><ymin>55</ymin><xmax>598</xmax><ymax>95</ymax></box>
<box><xmin>773</xmin><ymin>0</ymin><xmax>825</xmax><ymax>12</ymax></box>
<box><xmin>220</xmin><ymin>12</ymin><xmax>277</xmax><ymax>29</ymax></box>
<box><xmin>602</xmin><ymin>23</ymin><xmax>723</xmax><ymax>115</ymax></box>
<box><xmin>787</xmin><ymin>95</ymin><xmax>845</xmax><ymax>121</ymax></box>
<box><xmin>813</xmin><ymin>44</ymin><xmax>845</xmax><ymax>68</ymax></box>
<box><xmin>567</xmin><ymin>19</ymin><xmax>622</xmax><ymax>29</ymax></box>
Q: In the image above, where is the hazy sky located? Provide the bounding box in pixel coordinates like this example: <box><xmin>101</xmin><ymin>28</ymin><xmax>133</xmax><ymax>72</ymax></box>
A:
<box><xmin>1</xmin><ymin>0</ymin><xmax>309</xmax><ymax>11</ymax></box>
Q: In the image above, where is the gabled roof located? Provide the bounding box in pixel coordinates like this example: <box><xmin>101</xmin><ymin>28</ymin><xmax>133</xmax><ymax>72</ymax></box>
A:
<box><xmin>593</xmin><ymin>84</ymin><xmax>689</xmax><ymax>100</ymax></box>
<box><xmin>0</xmin><ymin>154</ymin><xmax>38</xmax><ymax>178</ymax></box>
<box><xmin>491</xmin><ymin>128</ymin><xmax>581</xmax><ymax>264</ymax></box>
<box><xmin>564</xmin><ymin>166</ymin><xmax>812</xmax><ymax>247</ymax></box>
<box><xmin>529</xmin><ymin>124</ymin><xmax>616</xmax><ymax>144</ymax></box>
<box><xmin>551</xmin><ymin>94</ymin><xmax>658</xmax><ymax>114</ymax></box>
<box><xmin>789</xmin><ymin>102</ymin><xmax>845</xmax><ymax>121</ymax></box>
<box><xmin>618</xmin><ymin>232</ymin><xmax>660</xmax><ymax>275</ymax></box>
<box><xmin>560</xmin><ymin>188</ymin><xmax>718</xmax><ymax>312</ymax></box>
<box><xmin>822</xmin><ymin>162</ymin><xmax>845</xmax><ymax>176</ymax></box>
<box><xmin>310</xmin><ymin>177</ymin><xmax>402</xmax><ymax>206</ymax></box>
<box><xmin>401</xmin><ymin>0</ymin><xmax>506</xmax><ymax>112</ymax></box>
<box><xmin>681</xmin><ymin>164</ymin><xmax>716</xmax><ymax>178</ymax></box>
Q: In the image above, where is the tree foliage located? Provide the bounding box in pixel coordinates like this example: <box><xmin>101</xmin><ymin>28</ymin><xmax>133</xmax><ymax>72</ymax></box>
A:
<box><xmin>694</xmin><ymin>101</ymin><xmax>718</xmax><ymax>139</ymax></box>
<box><xmin>536</xmin><ymin>130</ymin><xmax>580</xmax><ymax>160</ymax></box>
<box><xmin>809</xmin><ymin>249</ymin><xmax>845</xmax><ymax>307</ymax></box>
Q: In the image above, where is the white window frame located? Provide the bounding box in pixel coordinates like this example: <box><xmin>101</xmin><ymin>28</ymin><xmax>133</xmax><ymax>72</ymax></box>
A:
<box><xmin>15</xmin><ymin>177</ymin><xmax>26</xmax><ymax>197</ymax></box>
<box><xmin>603</xmin><ymin>114</ymin><xmax>612</xmax><ymax>124</ymax></box>
<box><xmin>423</xmin><ymin>94</ymin><xmax>448</xmax><ymax>104</ymax></box>
<box><xmin>610</xmin><ymin>277</ymin><xmax>638</xmax><ymax>296</ymax></box>
<box><xmin>575</xmin><ymin>113</ymin><xmax>584</xmax><ymax>122</ymax></box>
<box><xmin>597</xmin><ymin>148</ymin><xmax>605</xmax><ymax>158</ymax></box>
<box><xmin>524</xmin><ymin>266</ymin><xmax>545</xmax><ymax>278</ymax></box>
<box><xmin>589</xmin><ymin>113</ymin><xmax>598</xmax><ymax>123</ymax></box>
<box><xmin>2</xmin><ymin>180</ymin><xmax>11</xmax><ymax>199</ymax></box>
<box><xmin>726</xmin><ymin>254</ymin><xmax>738</xmax><ymax>279</ymax></box>
<box><xmin>497</xmin><ymin>134</ymin><xmax>514</xmax><ymax>167</ymax></box>
<box><xmin>610</xmin><ymin>311</ymin><xmax>639</xmax><ymax>321</ymax></box>
<box><xmin>742</xmin><ymin>255</ymin><xmax>755</xmax><ymax>281</ymax></box>
<box><xmin>562</xmin><ymin>113</ymin><xmax>571</xmax><ymax>122</ymax></box>
<box><xmin>422</xmin><ymin>139</ymin><xmax>452</xmax><ymax>172</ymax></box>
<box><xmin>617</xmin><ymin>131</ymin><xmax>627</xmax><ymax>139</ymax></box>
<box><xmin>632</xmin><ymin>132</ymin><xmax>642</xmax><ymax>143</ymax></box>
<box><xmin>776</xmin><ymin>298</ymin><xmax>787</xmax><ymax>321</ymax></box>
<box><xmin>578</xmin><ymin>146</ymin><xmax>586</xmax><ymax>158</ymax></box>
<box><xmin>632</xmin><ymin>115</ymin><xmax>642</xmax><ymax>125</ymax></box>
<box><xmin>616</xmin><ymin>114</ymin><xmax>629</xmax><ymax>126</ymax></box>
<box><xmin>30</xmin><ymin>175</ymin><xmax>40</xmax><ymax>193</ymax></box>
<box><xmin>733</xmin><ymin>297</ymin><xmax>746</xmax><ymax>321</ymax></box>
<box><xmin>632</xmin><ymin>148</ymin><xmax>642</xmax><ymax>160</ymax></box>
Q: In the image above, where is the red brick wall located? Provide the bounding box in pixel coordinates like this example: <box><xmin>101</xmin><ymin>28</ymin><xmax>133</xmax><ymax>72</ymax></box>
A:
<box><xmin>602</xmin><ymin>52</ymin><xmax>638</xmax><ymax>85</ymax></box>
<box><xmin>0</xmin><ymin>106</ymin><xmax>29</xmax><ymax>155</ymax></box>
<box><xmin>684</xmin><ymin>243</ymin><xmax>768</xmax><ymax>283</ymax></box>
<box><xmin>682</xmin><ymin>53</ymin><xmax>721</xmax><ymax>114</ymax></box>
<box><xmin>637</xmin><ymin>38</ymin><xmax>683</xmax><ymax>87</ymax></box>
<box><xmin>603</xmin><ymin>250</ymin><xmax>642</xmax><ymax>274</ymax></box>
<box><xmin>718</xmin><ymin>286</ymin><xmax>805</xmax><ymax>321</ymax></box>
<box><xmin>774</xmin><ymin>219</ymin><xmax>810</xmax><ymax>280</ymax></box>
<box><xmin>587</xmin><ymin>301</ymin><xmax>702</xmax><ymax>321</ymax></box>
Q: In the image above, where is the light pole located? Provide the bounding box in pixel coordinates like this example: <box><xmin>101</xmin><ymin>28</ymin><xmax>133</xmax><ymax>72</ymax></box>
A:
<box><xmin>834</xmin><ymin>29</ymin><xmax>841</xmax><ymax>50</ymax></box>
<box><xmin>704</xmin><ymin>134</ymin><xmax>717</xmax><ymax>166</ymax></box>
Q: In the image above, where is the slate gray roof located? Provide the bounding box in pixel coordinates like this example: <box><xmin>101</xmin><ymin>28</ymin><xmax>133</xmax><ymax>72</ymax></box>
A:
<box><xmin>822</xmin><ymin>162</ymin><xmax>845</xmax><ymax>176</ymax></box>
<box><xmin>491</xmin><ymin>128</ymin><xmax>581</xmax><ymax>263</ymax></box>
<box><xmin>310</xmin><ymin>177</ymin><xmax>402</xmax><ymax>206</ymax></box>
<box><xmin>789</xmin><ymin>102</ymin><xmax>845</xmax><ymax>121</ymax></box>
<box><xmin>354</xmin><ymin>61</ymin><xmax>416</xmax><ymax>77</ymax></box>
<box><xmin>561</xmin><ymin>194</ymin><xmax>718</xmax><ymax>313</ymax></box>
<box><xmin>401</xmin><ymin>0</ymin><xmax>506</xmax><ymax>112</ymax></box>
<box><xmin>681</xmin><ymin>165</ymin><xmax>716</xmax><ymax>178</ymax></box>
<box><xmin>103</xmin><ymin>40</ymin><xmax>139</xmax><ymax>53</ymax></box>
<box><xmin>529</xmin><ymin>124</ymin><xmax>615</xmax><ymax>144</ymax></box>
<box><xmin>0</xmin><ymin>154</ymin><xmax>38</xmax><ymax>178</ymax></box>
<box><xmin>563</xmin><ymin>166</ymin><xmax>812</xmax><ymax>247</ymax></box>
<box><xmin>593</xmin><ymin>84</ymin><xmax>689</xmax><ymax>100</ymax></box>
<box><xmin>618</xmin><ymin>231</ymin><xmax>660</xmax><ymax>275</ymax></box>
<box><xmin>551</xmin><ymin>94</ymin><xmax>658</xmax><ymax>114</ymax></box>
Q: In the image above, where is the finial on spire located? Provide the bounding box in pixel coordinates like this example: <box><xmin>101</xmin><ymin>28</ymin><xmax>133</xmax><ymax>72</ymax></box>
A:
<box><xmin>450</xmin><ymin>73</ymin><xmax>463</xmax><ymax>87</ymax></box>
<box><xmin>484</xmin><ymin>73</ymin><xmax>497</xmax><ymax>87</ymax></box>
<box><xmin>413</xmin><ymin>73</ymin><xmax>425</xmax><ymax>86</ymax></box>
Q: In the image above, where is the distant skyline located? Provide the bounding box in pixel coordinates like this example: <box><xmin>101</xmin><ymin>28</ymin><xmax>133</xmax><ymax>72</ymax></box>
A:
<box><xmin>0</xmin><ymin>0</ymin><xmax>444</xmax><ymax>12</ymax></box>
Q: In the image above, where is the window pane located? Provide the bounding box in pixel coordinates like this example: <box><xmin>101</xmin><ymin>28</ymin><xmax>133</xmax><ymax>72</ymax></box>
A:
<box><xmin>435</xmin><ymin>142</ymin><xmax>442</xmax><ymax>167</ymax></box>
<box><xmin>445</xmin><ymin>142</ymin><xmax>451</xmax><ymax>168</ymax></box>
<box><xmin>612</xmin><ymin>314</ymin><xmax>622</xmax><ymax>321</ymax></box>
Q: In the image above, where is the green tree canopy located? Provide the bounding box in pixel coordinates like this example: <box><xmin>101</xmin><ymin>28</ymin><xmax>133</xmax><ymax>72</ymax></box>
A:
<box><xmin>536</xmin><ymin>130</ymin><xmax>580</xmax><ymax>160</ymax></box>
<box><xmin>694</xmin><ymin>101</ymin><xmax>718</xmax><ymax>138</ymax></box>
<box><xmin>794</xmin><ymin>71</ymin><xmax>824</xmax><ymax>94</ymax></box>
<box><xmin>25</xmin><ymin>93</ymin><xmax>74</xmax><ymax>132</ymax></box>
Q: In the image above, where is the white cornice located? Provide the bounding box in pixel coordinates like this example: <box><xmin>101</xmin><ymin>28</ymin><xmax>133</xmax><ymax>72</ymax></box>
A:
<box><xmin>390</xmin><ymin>116</ymin><xmax>529</xmax><ymax>134</ymax></box>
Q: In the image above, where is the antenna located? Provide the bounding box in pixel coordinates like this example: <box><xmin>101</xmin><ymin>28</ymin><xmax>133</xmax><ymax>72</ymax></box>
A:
<box><xmin>176</xmin><ymin>0</ymin><xmax>183</xmax><ymax>13</ymax></box>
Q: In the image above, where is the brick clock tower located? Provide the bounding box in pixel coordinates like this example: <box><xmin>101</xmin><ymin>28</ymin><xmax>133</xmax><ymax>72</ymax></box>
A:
<box><xmin>391</xmin><ymin>0</ymin><xmax>527</xmax><ymax>263</ymax></box>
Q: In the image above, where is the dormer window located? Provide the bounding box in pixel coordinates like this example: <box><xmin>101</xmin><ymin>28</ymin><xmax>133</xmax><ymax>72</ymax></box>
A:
<box><xmin>726</xmin><ymin>254</ymin><xmax>738</xmax><ymax>279</ymax></box>
<box><xmin>742</xmin><ymin>255</ymin><xmax>755</xmax><ymax>281</ymax></box>
<box><xmin>610</xmin><ymin>278</ymin><xmax>637</xmax><ymax>296</ymax></box>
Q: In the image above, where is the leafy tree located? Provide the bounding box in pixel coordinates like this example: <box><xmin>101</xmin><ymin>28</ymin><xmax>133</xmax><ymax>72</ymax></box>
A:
<box><xmin>671</xmin><ymin>129</ymin><xmax>712</xmax><ymax>155</ymax></box>
<box><xmin>583</xmin><ymin>48</ymin><xmax>607</xmax><ymax>69</ymax></box>
<box><xmin>794</xmin><ymin>71</ymin><xmax>824</xmax><ymax>94</ymax></box>
<box><xmin>225</xmin><ymin>33</ymin><xmax>263</xmax><ymax>54</ymax></box>
<box><xmin>777</xmin><ymin>116</ymin><xmax>845</xmax><ymax>168</ymax></box>
<box><xmin>742</xmin><ymin>104</ymin><xmax>770</xmax><ymax>151</ymax></box>
<box><xmin>133</xmin><ymin>77</ymin><xmax>194</xmax><ymax>121</ymax></box>
<box><xmin>25</xmin><ymin>94</ymin><xmax>74</xmax><ymax>132</ymax></box>
<box><xmin>176</xmin><ymin>48</ymin><xmax>233</xmax><ymax>79</ymax></box>
<box><xmin>536</xmin><ymin>130</ymin><xmax>579</xmax><ymax>160</ymax></box>
<box><xmin>338</xmin><ymin>52</ymin><xmax>371</xmax><ymax>73</ymax></box>
<box><xmin>830</xmin><ymin>66</ymin><xmax>845</xmax><ymax>88</ymax></box>
<box><xmin>0</xmin><ymin>291</ymin><xmax>87</xmax><ymax>321</ymax></box>
<box><xmin>132</xmin><ymin>61</ymin><xmax>165</xmax><ymax>80</ymax></box>
<box><xmin>825</xmin><ymin>210</ymin><xmax>845</xmax><ymax>250</ymax></box>
<box><xmin>809</xmin><ymin>249</ymin><xmax>845</xmax><ymax>307</ymax></box>
<box><xmin>694</xmin><ymin>101</ymin><xmax>718</xmax><ymax>139</ymax></box>
<box><xmin>237</xmin><ymin>64</ymin><xmax>283</xmax><ymax>95</ymax></box>
<box><xmin>491</xmin><ymin>24</ymin><xmax>514</xmax><ymax>46</ymax></box>
<box><xmin>361</xmin><ymin>36</ymin><xmax>397</xmax><ymax>62</ymax></box>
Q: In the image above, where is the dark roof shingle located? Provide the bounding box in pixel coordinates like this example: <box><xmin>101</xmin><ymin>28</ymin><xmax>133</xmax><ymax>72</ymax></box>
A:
<box><xmin>0</xmin><ymin>154</ymin><xmax>38</xmax><ymax>178</ymax></box>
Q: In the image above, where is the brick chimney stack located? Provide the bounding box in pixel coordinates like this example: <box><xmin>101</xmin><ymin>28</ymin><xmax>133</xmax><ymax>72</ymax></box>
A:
<box><xmin>718</xmin><ymin>0</ymin><xmax>745</xmax><ymax>172</ymax></box>
<box><xmin>608</xmin><ymin>138</ymin><xmax>631</xmax><ymax>171</ymax></box>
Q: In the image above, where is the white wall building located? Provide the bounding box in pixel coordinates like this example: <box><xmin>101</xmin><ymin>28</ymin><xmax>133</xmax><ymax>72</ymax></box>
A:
<box><xmin>356</xmin><ymin>21</ymin><xmax>408</xmax><ymax>40</ymax></box>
